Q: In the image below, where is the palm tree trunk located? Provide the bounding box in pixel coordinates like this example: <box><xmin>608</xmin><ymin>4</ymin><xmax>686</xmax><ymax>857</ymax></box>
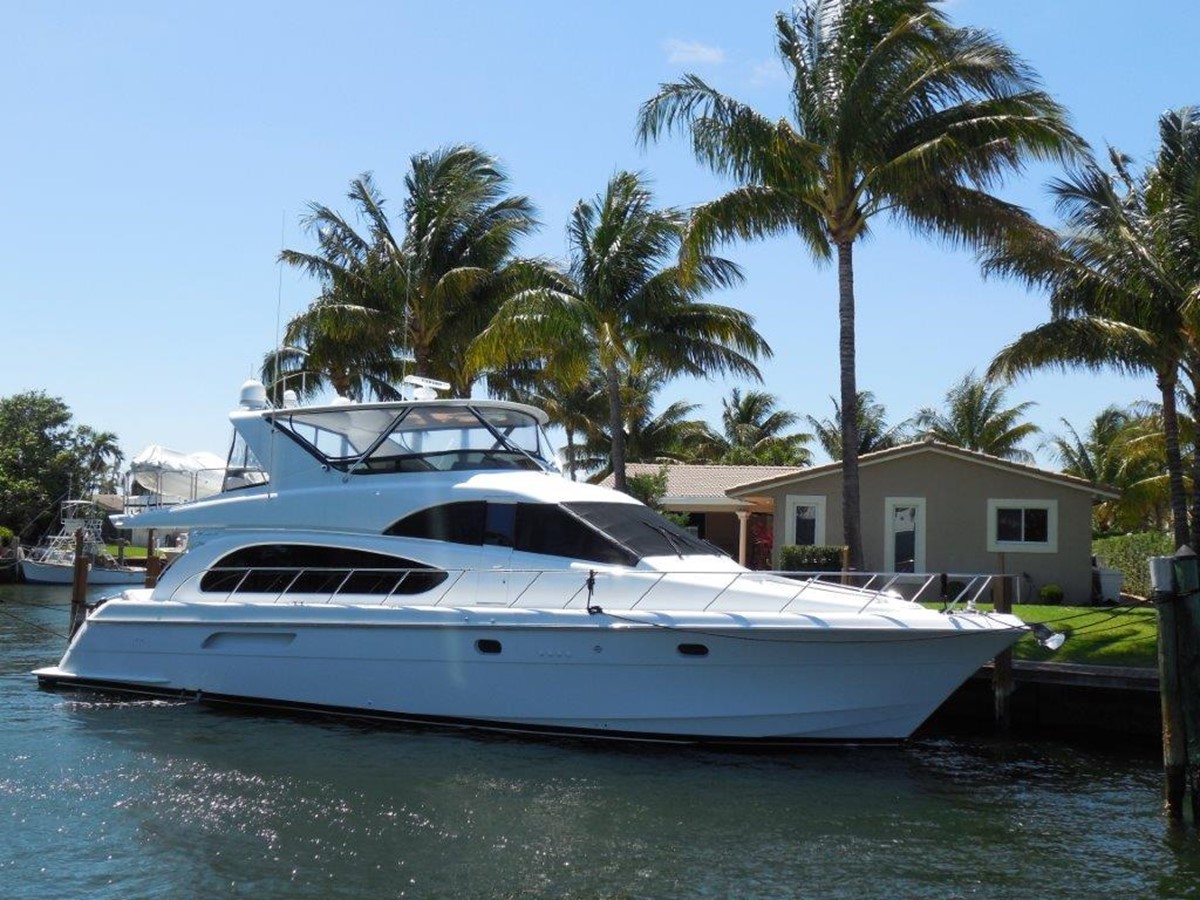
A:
<box><xmin>1190</xmin><ymin>449</ymin><xmax>1200</xmax><ymax>552</ymax></box>
<box><xmin>837</xmin><ymin>240</ymin><xmax>863</xmax><ymax>570</ymax></box>
<box><xmin>565</xmin><ymin>425</ymin><xmax>578</xmax><ymax>481</ymax></box>
<box><xmin>414</xmin><ymin>338</ymin><xmax>432</xmax><ymax>381</ymax></box>
<box><xmin>607</xmin><ymin>362</ymin><xmax>628</xmax><ymax>493</ymax></box>
<box><xmin>1188</xmin><ymin>364</ymin><xmax>1200</xmax><ymax>551</ymax></box>
<box><xmin>1159</xmin><ymin>371</ymin><xmax>1191</xmax><ymax>549</ymax></box>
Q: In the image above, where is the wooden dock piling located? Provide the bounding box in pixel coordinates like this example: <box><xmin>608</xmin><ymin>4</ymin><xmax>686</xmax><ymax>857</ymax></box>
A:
<box><xmin>1152</xmin><ymin>549</ymin><xmax>1200</xmax><ymax>821</ymax></box>
<box><xmin>993</xmin><ymin>554</ymin><xmax>1013</xmax><ymax>735</ymax></box>
<box><xmin>69</xmin><ymin>528</ymin><xmax>88</xmax><ymax>639</ymax></box>
<box><xmin>144</xmin><ymin>530</ymin><xmax>161</xmax><ymax>588</ymax></box>
<box><xmin>1172</xmin><ymin>549</ymin><xmax>1200</xmax><ymax>823</ymax></box>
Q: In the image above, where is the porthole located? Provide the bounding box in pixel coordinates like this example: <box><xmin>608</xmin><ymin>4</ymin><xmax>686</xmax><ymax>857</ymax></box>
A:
<box><xmin>677</xmin><ymin>643</ymin><xmax>709</xmax><ymax>657</ymax></box>
<box><xmin>476</xmin><ymin>639</ymin><xmax>502</xmax><ymax>655</ymax></box>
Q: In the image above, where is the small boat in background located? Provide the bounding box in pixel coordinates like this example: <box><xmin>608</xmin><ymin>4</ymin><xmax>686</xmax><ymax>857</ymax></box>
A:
<box><xmin>19</xmin><ymin>501</ymin><xmax>145</xmax><ymax>586</ymax></box>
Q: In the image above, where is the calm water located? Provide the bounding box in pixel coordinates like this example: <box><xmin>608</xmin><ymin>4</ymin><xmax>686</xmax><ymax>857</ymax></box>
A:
<box><xmin>2</xmin><ymin>583</ymin><xmax>1198</xmax><ymax>899</ymax></box>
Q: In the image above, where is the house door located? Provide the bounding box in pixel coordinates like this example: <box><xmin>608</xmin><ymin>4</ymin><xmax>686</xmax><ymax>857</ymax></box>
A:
<box><xmin>884</xmin><ymin>497</ymin><xmax>926</xmax><ymax>573</ymax></box>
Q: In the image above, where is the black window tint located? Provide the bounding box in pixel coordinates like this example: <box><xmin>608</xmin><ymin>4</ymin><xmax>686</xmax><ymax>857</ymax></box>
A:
<box><xmin>484</xmin><ymin>503</ymin><xmax>516</xmax><ymax>547</ymax></box>
<box><xmin>385</xmin><ymin>501</ymin><xmax>486</xmax><ymax>545</ymax></box>
<box><xmin>564</xmin><ymin>502</ymin><xmax>724</xmax><ymax>560</ymax></box>
<box><xmin>794</xmin><ymin>507</ymin><xmax>816</xmax><ymax>546</ymax></box>
<box><xmin>199</xmin><ymin>543</ymin><xmax>446</xmax><ymax>595</ymax></box>
<box><xmin>514</xmin><ymin>504</ymin><xmax>636</xmax><ymax>566</ymax></box>
<box><xmin>1024</xmin><ymin>508</ymin><xmax>1049</xmax><ymax>543</ymax></box>
<box><xmin>996</xmin><ymin>508</ymin><xmax>1024</xmax><ymax>542</ymax></box>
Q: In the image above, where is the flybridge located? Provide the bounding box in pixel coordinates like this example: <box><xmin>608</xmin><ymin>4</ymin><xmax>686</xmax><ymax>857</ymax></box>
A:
<box><xmin>267</xmin><ymin>402</ymin><xmax>557</xmax><ymax>475</ymax></box>
<box><xmin>228</xmin><ymin>380</ymin><xmax>558</xmax><ymax>480</ymax></box>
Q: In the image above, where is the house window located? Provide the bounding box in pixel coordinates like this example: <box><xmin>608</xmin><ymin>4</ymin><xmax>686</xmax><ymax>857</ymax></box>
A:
<box><xmin>987</xmin><ymin>499</ymin><xmax>1058</xmax><ymax>553</ymax></box>
<box><xmin>785</xmin><ymin>495</ymin><xmax>826</xmax><ymax>546</ymax></box>
<box><xmin>884</xmin><ymin>497</ymin><xmax>926</xmax><ymax>573</ymax></box>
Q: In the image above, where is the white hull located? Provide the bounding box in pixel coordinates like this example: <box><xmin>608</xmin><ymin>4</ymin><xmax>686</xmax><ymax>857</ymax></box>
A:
<box><xmin>35</xmin><ymin>389</ymin><xmax>1041</xmax><ymax>746</ymax></box>
<box><xmin>20</xmin><ymin>559</ymin><xmax>145</xmax><ymax>586</ymax></box>
<box><xmin>35</xmin><ymin>600</ymin><xmax>1021</xmax><ymax>742</ymax></box>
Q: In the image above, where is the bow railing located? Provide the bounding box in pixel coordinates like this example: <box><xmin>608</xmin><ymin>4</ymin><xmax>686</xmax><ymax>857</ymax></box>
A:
<box><xmin>164</xmin><ymin>565</ymin><xmax>1022</xmax><ymax>616</ymax></box>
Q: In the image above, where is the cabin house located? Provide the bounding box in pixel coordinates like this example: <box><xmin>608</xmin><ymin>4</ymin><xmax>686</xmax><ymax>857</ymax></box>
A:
<box><xmin>601</xmin><ymin>463</ymin><xmax>802</xmax><ymax>564</ymax></box>
<box><xmin>727</xmin><ymin>438</ymin><xmax>1119</xmax><ymax>604</ymax></box>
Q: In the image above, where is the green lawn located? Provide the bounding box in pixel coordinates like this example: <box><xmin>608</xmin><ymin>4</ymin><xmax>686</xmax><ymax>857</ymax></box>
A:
<box><xmin>998</xmin><ymin>603</ymin><xmax>1158</xmax><ymax>668</ymax></box>
<box><xmin>104</xmin><ymin>544</ymin><xmax>148</xmax><ymax>559</ymax></box>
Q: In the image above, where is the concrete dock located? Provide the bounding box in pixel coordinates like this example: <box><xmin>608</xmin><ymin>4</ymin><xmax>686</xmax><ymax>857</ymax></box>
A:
<box><xmin>926</xmin><ymin>661</ymin><xmax>1161</xmax><ymax>742</ymax></box>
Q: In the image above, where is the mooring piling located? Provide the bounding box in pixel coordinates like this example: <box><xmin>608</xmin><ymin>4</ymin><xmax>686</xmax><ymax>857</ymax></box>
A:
<box><xmin>1151</xmin><ymin>548</ymin><xmax>1200</xmax><ymax>822</ymax></box>
<box><xmin>69</xmin><ymin>528</ymin><xmax>88</xmax><ymax>639</ymax></box>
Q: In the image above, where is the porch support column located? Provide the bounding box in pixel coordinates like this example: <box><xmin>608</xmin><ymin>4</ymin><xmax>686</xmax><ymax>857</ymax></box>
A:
<box><xmin>736</xmin><ymin>510</ymin><xmax>751</xmax><ymax>567</ymax></box>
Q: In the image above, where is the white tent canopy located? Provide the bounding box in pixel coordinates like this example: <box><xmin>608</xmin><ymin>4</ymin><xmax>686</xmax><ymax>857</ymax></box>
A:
<box><xmin>129</xmin><ymin>445</ymin><xmax>225</xmax><ymax>504</ymax></box>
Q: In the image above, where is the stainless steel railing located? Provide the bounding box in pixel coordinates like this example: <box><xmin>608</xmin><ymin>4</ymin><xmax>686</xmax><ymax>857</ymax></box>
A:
<box><xmin>161</xmin><ymin>565</ymin><xmax>1020</xmax><ymax>615</ymax></box>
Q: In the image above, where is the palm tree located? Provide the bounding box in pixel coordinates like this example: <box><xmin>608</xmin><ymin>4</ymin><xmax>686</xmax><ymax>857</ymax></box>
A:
<box><xmin>491</xmin><ymin>366</ymin><xmax>609</xmax><ymax>480</ymax></box>
<box><xmin>706</xmin><ymin>388</ymin><xmax>812</xmax><ymax>465</ymax></box>
<box><xmin>987</xmin><ymin>108</ymin><xmax>1200</xmax><ymax>548</ymax></box>
<box><xmin>807</xmin><ymin>391</ymin><xmax>910</xmax><ymax>461</ymax></box>
<box><xmin>1044</xmin><ymin>406</ymin><xmax>1166</xmax><ymax>533</ymax></box>
<box><xmin>915</xmin><ymin>372</ymin><xmax>1039</xmax><ymax>462</ymax></box>
<box><xmin>470</xmin><ymin>171</ymin><xmax>769</xmax><ymax>492</ymax></box>
<box><xmin>270</xmin><ymin>145</ymin><xmax>542</xmax><ymax>401</ymax></box>
<box><xmin>75</xmin><ymin>427</ymin><xmax>124</xmax><ymax>494</ymax></box>
<box><xmin>1045</xmin><ymin>406</ymin><xmax>1133</xmax><ymax>484</ymax></box>
<box><xmin>637</xmin><ymin>0</ymin><xmax>1082</xmax><ymax>567</ymax></box>
<box><xmin>583</xmin><ymin>374</ymin><xmax>716</xmax><ymax>478</ymax></box>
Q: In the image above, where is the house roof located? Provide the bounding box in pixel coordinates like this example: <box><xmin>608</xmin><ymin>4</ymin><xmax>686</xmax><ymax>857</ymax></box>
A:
<box><xmin>726</xmin><ymin>438</ymin><xmax>1121</xmax><ymax>500</ymax></box>
<box><xmin>600</xmin><ymin>462</ymin><xmax>804</xmax><ymax>509</ymax></box>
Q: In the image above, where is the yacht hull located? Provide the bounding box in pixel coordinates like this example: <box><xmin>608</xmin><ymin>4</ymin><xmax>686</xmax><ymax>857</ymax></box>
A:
<box><xmin>20</xmin><ymin>559</ymin><xmax>145</xmax><ymax>586</ymax></box>
<box><xmin>34</xmin><ymin>602</ymin><xmax>1021</xmax><ymax>742</ymax></box>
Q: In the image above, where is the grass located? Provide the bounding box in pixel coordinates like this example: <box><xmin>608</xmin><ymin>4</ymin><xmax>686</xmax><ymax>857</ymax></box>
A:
<box><xmin>972</xmin><ymin>603</ymin><xmax>1160</xmax><ymax>668</ymax></box>
<box><xmin>105</xmin><ymin>544</ymin><xmax>148</xmax><ymax>559</ymax></box>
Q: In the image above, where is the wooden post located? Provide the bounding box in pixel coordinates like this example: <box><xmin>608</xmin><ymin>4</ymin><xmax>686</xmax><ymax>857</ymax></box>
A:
<box><xmin>1176</xmin><ymin>589</ymin><xmax>1200</xmax><ymax>823</ymax></box>
<box><xmin>144</xmin><ymin>530</ymin><xmax>161</xmax><ymax>588</ymax></box>
<box><xmin>1169</xmin><ymin>546</ymin><xmax>1200</xmax><ymax>823</ymax></box>
<box><xmin>69</xmin><ymin>528</ymin><xmax>88</xmax><ymax>639</ymax></box>
<box><xmin>1151</xmin><ymin>555</ymin><xmax>1187</xmax><ymax>820</ymax></box>
<box><xmin>993</xmin><ymin>553</ymin><xmax>1013</xmax><ymax>735</ymax></box>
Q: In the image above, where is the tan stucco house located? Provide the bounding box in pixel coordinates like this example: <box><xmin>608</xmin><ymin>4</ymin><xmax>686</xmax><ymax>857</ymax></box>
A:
<box><xmin>602</xmin><ymin>463</ymin><xmax>802</xmax><ymax>564</ymax></box>
<box><xmin>728</xmin><ymin>438</ymin><xmax>1119</xmax><ymax>604</ymax></box>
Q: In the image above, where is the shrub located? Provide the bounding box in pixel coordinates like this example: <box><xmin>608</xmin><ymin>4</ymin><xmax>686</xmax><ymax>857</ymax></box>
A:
<box><xmin>0</xmin><ymin>525</ymin><xmax>13</xmax><ymax>547</ymax></box>
<box><xmin>626</xmin><ymin>467</ymin><xmax>668</xmax><ymax>510</ymax></box>
<box><xmin>1092</xmin><ymin>531</ymin><xmax>1173</xmax><ymax>598</ymax></box>
<box><xmin>778</xmin><ymin>544</ymin><xmax>845</xmax><ymax>572</ymax></box>
<box><xmin>663</xmin><ymin>511</ymin><xmax>691</xmax><ymax>529</ymax></box>
<box><xmin>1038</xmin><ymin>583</ymin><xmax>1064</xmax><ymax>605</ymax></box>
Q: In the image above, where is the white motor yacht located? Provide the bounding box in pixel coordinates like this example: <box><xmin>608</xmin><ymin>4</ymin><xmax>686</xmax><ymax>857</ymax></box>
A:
<box><xmin>35</xmin><ymin>380</ymin><xmax>1034</xmax><ymax>744</ymax></box>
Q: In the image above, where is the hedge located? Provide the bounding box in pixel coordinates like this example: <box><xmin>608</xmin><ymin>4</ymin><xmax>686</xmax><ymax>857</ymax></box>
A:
<box><xmin>1092</xmin><ymin>531</ymin><xmax>1173</xmax><ymax>598</ymax></box>
<box><xmin>778</xmin><ymin>544</ymin><xmax>846</xmax><ymax>572</ymax></box>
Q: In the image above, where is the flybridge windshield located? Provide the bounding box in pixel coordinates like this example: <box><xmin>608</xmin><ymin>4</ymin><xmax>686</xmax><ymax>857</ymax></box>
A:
<box><xmin>270</xmin><ymin>404</ymin><xmax>555</xmax><ymax>473</ymax></box>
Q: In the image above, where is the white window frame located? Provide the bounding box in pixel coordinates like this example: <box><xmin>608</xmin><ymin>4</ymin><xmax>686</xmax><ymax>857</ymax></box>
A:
<box><xmin>986</xmin><ymin>499</ymin><xmax>1058</xmax><ymax>554</ymax></box>
<box><xmin>884</xmin><ymin>497</ymin><xmax>926</xmax><ymax>572</ymax></box>
<box><xmin>784</xmin><ymin>495</ymin><xmax>826</xmax><ymax>546</ymax></box>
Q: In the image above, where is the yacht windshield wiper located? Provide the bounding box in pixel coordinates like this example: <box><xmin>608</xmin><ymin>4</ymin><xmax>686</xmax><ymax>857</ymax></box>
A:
<box><xmin>645</xmin><ymin>521</ymin><xmax>686</xmax><ymax>558</ymax></box>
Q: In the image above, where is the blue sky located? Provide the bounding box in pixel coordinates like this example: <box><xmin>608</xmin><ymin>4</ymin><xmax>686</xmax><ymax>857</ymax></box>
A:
<box><xmin>3</xmin><ymin>0</ymin><xmax>1197</xmax><ymax>469</ymax></box>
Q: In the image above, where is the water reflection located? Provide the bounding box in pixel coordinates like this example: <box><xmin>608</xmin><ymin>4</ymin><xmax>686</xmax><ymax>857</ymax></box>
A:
<box><xmin>3</xmin><ymin>583</ymin><xmax>1199</xmax><ymax>898</ymax></box>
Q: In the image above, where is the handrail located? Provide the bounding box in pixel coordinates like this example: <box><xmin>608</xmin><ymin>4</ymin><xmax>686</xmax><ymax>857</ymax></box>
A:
<box><xmin>161</xmin><ymin>564</ymin><xmax>1021</xmax><ymax>616</ymax></box>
